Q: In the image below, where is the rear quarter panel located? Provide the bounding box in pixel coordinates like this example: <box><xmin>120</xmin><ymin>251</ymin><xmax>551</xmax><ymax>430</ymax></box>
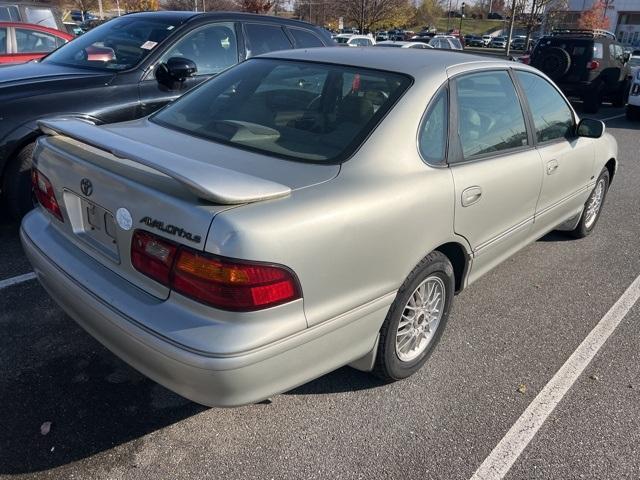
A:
<box><xmin>206</xmin><ymin>81</ymin><xmax>463</xmax><ymax>327</ymax></box>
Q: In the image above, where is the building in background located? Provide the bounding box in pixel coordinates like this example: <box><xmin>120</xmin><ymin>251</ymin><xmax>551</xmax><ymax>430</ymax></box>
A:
<box><xmin>566</xmin><ymin>0</ymin><xmax>640</xmax><ymax>47</ymax></box>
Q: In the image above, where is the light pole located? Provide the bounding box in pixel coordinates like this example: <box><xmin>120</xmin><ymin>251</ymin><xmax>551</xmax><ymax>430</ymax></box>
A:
<box><xmin>459</xmin><ymin>2</ymin><xmax>465</xmax><ymax>34</ymax></box>
<box><xmin>447</xmin><ymin>0</ymin><xmax>453</xmax><ymax>31</ymax></box>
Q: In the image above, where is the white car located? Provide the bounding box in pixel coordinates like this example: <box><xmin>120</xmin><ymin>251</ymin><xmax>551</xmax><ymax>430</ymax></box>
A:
<box><xmin>428</xmin><ymin>35</ymin><xmax>463</xmax><ymax>51</ymax></box>
<box><xmin>334</xmin><ymin>34</ymin><xmax>375</xmax><ymax>47</ymax></box>
<box><xmin>627</xmin><ymin>56</ymin><xmax>640</xmax><ymax>120</ymax></box>
<box><xmin>482</xmin><ymin>34</ymin><xmax>492</xmax><ymax>46</ymax></box>
<box><xmin>375</xmin><ymin>41</ymin><xmax>433</xmax><ymax>49</ymax></box>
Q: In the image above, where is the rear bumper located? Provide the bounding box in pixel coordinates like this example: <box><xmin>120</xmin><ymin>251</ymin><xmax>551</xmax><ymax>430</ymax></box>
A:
<box><xmin>20</xmin><ymin>210</ymin><xmax>389</xmax><ymax>407</ymax></box>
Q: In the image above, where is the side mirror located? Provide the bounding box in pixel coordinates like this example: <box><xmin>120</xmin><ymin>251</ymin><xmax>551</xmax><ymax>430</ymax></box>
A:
<box><xmin>577</xmin><ymin>118</ymin><xmax>605</xmax><ymax>138</ymax></box>
<box><xmin>156</xmin><ymin>57</ymin><xmax>197</xmax><ymax>90</ymax></box>
<box><xmin>164</xmin><ymin>57</ymin><xmax>197</xmax><ymax>81</ymax></box>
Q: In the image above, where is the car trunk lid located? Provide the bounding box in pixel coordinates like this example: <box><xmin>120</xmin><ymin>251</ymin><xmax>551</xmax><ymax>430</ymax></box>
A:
<box><xmin>34</xmin><ymin>118</ymin><xmax>339</xmax><ymax>299</ymax></box>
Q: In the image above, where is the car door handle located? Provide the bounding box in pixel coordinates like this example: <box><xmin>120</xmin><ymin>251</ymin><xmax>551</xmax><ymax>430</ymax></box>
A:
<box><xmin>546</xmin><ymin>159</ymin><xmax>559</xmax><ymax>175</ymax></box>
<box><xmin>461</xmin><ymin>186</ymin><xmax>482</xmax><ymax>207</ymax></box>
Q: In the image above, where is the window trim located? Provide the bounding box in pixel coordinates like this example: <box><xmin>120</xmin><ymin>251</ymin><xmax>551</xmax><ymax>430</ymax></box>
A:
<box><xmin>416</xmin><ymin>81</ymin><xmax>450</xmax><ymax>167</ymax></box>
<box><xmin>511</xmin><ymin>68</ymin><xmax>578</xmax><ymax>148</ymax></box>
<box><xmin>447</xmin><ymin>68</ymin><xmax>534</xmax><ymax>165</ymax></box>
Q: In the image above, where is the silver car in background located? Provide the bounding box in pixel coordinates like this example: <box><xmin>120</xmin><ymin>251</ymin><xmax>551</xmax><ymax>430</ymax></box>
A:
<box><xmin>21</xmin><ymin>48</ymin><xmax>617</xmax><ymax>407</ymax></box>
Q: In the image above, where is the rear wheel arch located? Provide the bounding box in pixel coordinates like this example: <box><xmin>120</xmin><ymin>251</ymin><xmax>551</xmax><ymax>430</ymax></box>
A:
<box><xmin>434</xmin><ymin>242</ymin><xmax>470</xmax><ymax>293</ymax></box>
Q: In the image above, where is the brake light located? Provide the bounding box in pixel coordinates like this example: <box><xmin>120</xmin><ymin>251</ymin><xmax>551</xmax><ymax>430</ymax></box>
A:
<box><xmin>131</xmin><ymin>230</ymin><xmax>177</xmax><ymax>285</ymax></box>
<box><xmin>131</xmin><ymin>230</ymin><xmax>301</xmax><ymax>311</ymax></box>
<box><xmin>587</xmin><ymin>60</ymin><xmax>600</xmax><ymax>70</ymax></box>
<box><xmin>31</xmin><ymin>168</ymin><xmax>63</xmax><ymax>222</ymax></box>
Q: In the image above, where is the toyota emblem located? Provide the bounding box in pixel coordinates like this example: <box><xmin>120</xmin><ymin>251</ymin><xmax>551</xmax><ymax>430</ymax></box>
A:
<box><xmin>80</xmin><ymin>178</ymin><xmax>93</xmax><ymax>197</ymax></box>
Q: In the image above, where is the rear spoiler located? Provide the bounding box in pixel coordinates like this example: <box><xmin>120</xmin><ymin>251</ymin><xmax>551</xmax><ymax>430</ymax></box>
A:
<box><xmin>37</xmin><ymin>118</ymin><xmax>291</xmax><ymax>205</ymax></box>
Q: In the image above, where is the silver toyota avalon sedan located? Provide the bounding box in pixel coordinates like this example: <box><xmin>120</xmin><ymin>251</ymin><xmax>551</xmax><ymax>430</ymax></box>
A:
<box><xmin>21</xmin><ymin>48</ymin><xmax>617</xmax><ymax>407</ymax></box>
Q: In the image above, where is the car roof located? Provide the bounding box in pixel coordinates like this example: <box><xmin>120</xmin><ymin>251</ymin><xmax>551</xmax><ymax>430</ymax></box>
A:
<box><xmin>260</xmin><ymin>47</ymin><xmax>505</xmax><ymax>76</ymax></box>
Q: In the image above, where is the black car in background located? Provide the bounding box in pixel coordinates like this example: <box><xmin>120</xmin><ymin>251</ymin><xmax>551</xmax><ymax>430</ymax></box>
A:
<box><xmin>0</xmin><ymin>11</ymin><xmax>332</xmax><ymax>218</ymax></box>
<box><xmin>530</xmin><ymin>29</ymin><xmax>631</xmax><ymax>113</ymax></box>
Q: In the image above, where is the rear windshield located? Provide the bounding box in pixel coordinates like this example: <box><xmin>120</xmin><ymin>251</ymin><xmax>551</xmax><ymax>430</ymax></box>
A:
<box><xmin>151</xmin><ymin>59</ymin><xmax>411</xmax><ymax>163</ymax></box>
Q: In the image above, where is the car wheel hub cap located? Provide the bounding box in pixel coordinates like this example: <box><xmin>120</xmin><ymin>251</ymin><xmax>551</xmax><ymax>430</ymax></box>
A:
<box><xmin>585</xmin><ymin>178</ymin><xmax>605</xmax><ymax>229</ymax></box>
<box><xmin>395</xmin><ymin>276</ymin><xmax>445</xmax><ymax>362</ymax></box>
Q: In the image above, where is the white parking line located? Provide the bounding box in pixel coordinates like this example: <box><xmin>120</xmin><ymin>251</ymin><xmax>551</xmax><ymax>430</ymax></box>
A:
<box><xmin>600</xmin><ymin>113</ymin><xmax>626</xmax><ymax>122</ymax></box>
<box><xmin>0</xmin><ymin>272</ymin><xmax>37</xmax><ymax>290</ymax></box>
<box><xmin>470</xmin><ymin>273</ymin><xmax>640</xmax><ymax>480</ymax></box>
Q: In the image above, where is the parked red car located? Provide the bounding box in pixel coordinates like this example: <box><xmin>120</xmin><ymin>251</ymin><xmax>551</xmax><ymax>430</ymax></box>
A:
<box><xmin>0</xmin><ymin>22</ymin><xmax>73</xmax><ymax>64</ymax></box>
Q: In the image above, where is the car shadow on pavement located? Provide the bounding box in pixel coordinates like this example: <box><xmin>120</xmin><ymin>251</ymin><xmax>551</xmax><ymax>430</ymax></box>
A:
<box><xmin>0</xmin><ymin>288</ymin><xmax>207</xmax><ymax>475</ymax></box>
<box><xmin>287</xmin><ymin>366</ymin><xmax>388</xmax><ymax>396</ymax></box>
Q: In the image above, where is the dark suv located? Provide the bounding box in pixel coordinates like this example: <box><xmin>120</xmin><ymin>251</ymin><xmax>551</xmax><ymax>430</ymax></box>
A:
<box><xmin>530</xmin><ymin>29</ymin><xmax>631</xmax><ymax>113</ymax></box>
<box><xmin>0</xmin><ymin>11</ymin><xmax>332</xmax><ymax>219</ymax></box>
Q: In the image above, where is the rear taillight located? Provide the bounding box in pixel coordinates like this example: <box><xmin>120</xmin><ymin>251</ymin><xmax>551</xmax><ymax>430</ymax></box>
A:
<box><xmin>587</xmin><ymin>60</ymin><xmax>600</xmax><ymax>70</ymax></box>
<box><xmin>131</xmin><ymin>230</ymin><xmax>178</xmax><ymax>286</ymax></box>
<box><xmin>31</xmin><ymin>168</ymin><xmax>63</xmax><ymax>222</ymax></box>
<box><xmin>131</xmin><ymin>230</ymin><xmax>301</xmax><ymax>311</ymax></box>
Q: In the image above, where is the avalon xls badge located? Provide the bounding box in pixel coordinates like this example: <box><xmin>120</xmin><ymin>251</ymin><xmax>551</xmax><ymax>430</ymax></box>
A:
<box><xmin>139</xmin><ymin>217</ymin><xmax>202</xmax><ymax>243</ymax></box>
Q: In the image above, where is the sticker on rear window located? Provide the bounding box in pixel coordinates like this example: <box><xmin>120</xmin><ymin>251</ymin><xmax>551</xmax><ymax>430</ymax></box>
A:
<box><xmin>140</xmin><ymin>41</ymin><xmax>158</xmax><ymax>50</ymax></box>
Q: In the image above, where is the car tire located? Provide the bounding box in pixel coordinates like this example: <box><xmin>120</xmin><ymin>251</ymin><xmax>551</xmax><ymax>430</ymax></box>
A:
<box><xmin>532</xmin><ymin>46</ymin><xmax>571</xmax><ymax>80</ymax></box>
<box><xmin>583</xmin><ymin>83</ymin><xmax>603</xmax><ymax>114</ymax></box>
<box><xmin>612</xmin><ymin>79</ymin><xmax>630</xmax><ymax>108</ymax></box>
<box><xmin>372</xmin><ymin>251</ymin><xmax>455</xmax><ymax>381</ymax></box>
<box><xmin>2</xmin><ymin>142</ymin><xmax>36</xmax><ymax>220</ymax></box>
<box><xmin>570</xmin><ymin>168</ymin><xmax>610</xmax><ymax>239</ymax></box>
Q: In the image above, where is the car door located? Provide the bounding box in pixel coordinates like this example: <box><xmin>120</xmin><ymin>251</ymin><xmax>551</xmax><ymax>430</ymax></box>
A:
<box><xmin>138</xmin><ymin>21</ymin><xmax>240</xmax><ymax>117</ymax></box>
<box><xmin>11</xmin><ymin>26</ymin><xmax>61</xmax><ymax>63</ymax></box>
<box><xmin>513</xmin><ymin>70</ymin><xmax>596</xmax><ymax>232</ymax></box>
<box><xmin>449</xmin><ymin>69</ymin><xmax>543</xmax><ymax>283</ymax></box>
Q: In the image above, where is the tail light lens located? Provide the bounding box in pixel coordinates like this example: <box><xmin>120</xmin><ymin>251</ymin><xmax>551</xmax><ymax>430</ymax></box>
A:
<box><xmin>131</xmin><ymin>230</ymin><xmax>178</xmax><ymax>286</ymax></box>
<box><xmin>32</xmin><ymin>168</ymin><xmax>63</xmax><ymax>222</ymax></box>
<box><xmin>587</xmin><ymin>60</ymin><xmax>600</xmax><ymax>70</ymax></box>
<box><xmin>131</xmin><ymin>230</ymin><xmax>300</xmax><ymax>311</ymax></box>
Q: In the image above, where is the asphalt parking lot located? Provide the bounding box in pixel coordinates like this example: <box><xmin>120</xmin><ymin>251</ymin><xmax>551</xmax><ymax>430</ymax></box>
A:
<box><xmin>1</xmin><ymin>104</ymin><xmax>638</xmax><ymax>480</ymax></box>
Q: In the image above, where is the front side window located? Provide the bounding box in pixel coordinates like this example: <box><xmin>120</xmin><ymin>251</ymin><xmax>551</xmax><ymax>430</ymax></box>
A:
<box><xmin>158</xmin><ymin>23</ymin><xmax>237</xmax><ymax>76</ymax></box>
<box><xmin>16</xmin><ymin>28</ymin><xmax>58</xmax><ymax>53</ymax></box>
<box><xmin>152</xmin><ymin>59</ymin><xmax>411</xmax><ymax>163</ymax></box>
<box><xmin>455</xmin><ymin>71</ymin><xmax>528</xmax><ymax>159</ymax></box>
<box><xmin>515</xmin><ymin>71</ymin><xmax>574</xmax><ymax>143</ymax></box>
<box><xmin>24</xmin><ymin>6</ymin><xmax>57</xmax><ymax>29</ymax></box>
<box><xmin>43</xmin><ymin>16</ymin><xmax>180</xmax><ymax>71</ymax></box>
<box><xmin>288</xmin><ymin>28</ymin><xmax>323</xmax><ymax>48</ymax></box>
<box><xmin>419</xmin><ymin>89</ymin><xmax>448</xmax><ymax>164</ymax></box>
<box><xmin>0</xmin><ymin>27</ymin><xmax>6</xmax><ymax>54</ymax></box>
<box><xmin>245</xmin><ymin>23</ymin><xmax>291</xmax><ymax>57</ymax></box>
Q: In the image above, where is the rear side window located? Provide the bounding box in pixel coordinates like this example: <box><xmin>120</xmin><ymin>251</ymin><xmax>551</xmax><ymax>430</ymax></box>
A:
<box><xmin>15</xmin><ymin>28</ymin><xmax>59</xmax><ymax>53</ymax></box>
<box><xmin>245</xmin><ymin>23</ymin><xmax>292</xmax><ymax>57</ymax></box>
<box><xmin>0</xmin><ymin>5</ymin><xmax>19</xmax><ymax>21</ymax></box>
<box><xmin>24</xmin><ymin>6</ymin><xmax>57</xmax><ymax>29</ymax></box>
<box><xmin>454</xmin><ymin>71</ymin><xmax>528</xmax><ymax>159</ymax></box>
<box><xmin>152</xmin><ymin>59</ymin><xmax>411</xmax><ymax>163</ymax></box>
<box><xmin>0</xmin><ymin>27</ymin><xmax>6</xmax><ymax>54</ymax></box>
<box><xmin>515</xmin><ymin>71</ymin><xmax>574</xmax><ymax>143</ymax></box>
<box><xmin>419</xmin><ymin>89</ymin><xmax>448</xmax><ymax>164</ymax></box>
<box><xmin>288</xmin><ymin>28</ymin><xmax>323</xmax><ymax>48</ymax></box>
<box><xmin>593</xmin><ymin>42</ymin><xmax>603</xmax><ymax>59</ymax></box>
